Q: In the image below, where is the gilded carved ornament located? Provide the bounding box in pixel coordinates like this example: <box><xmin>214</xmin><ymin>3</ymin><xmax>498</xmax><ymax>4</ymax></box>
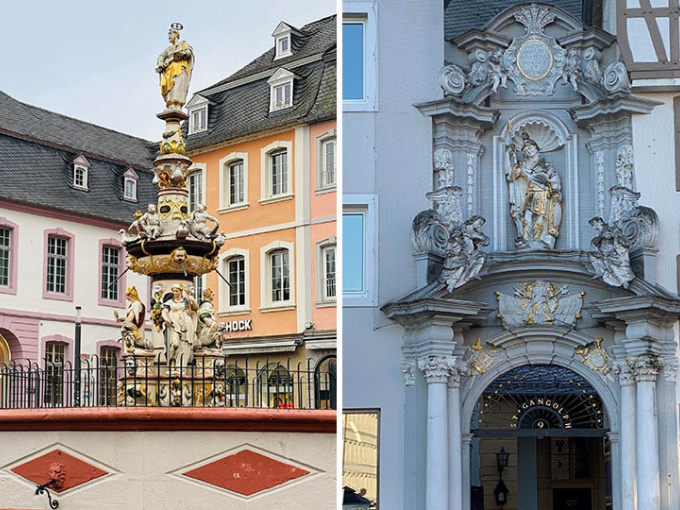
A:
<box><xmin>575</xmin><ymin>338</ymin><xmax>611</xmax><ymax>376</ymax></box>
<box><xmin>496</xmin><ymin>281</ymin><xmax>584</xmax><ymax>328</ymax></box>
<box><xmin>467</xmin><ymin>338</ymin><xmax>503</xmax><ymax>376</ymax></box>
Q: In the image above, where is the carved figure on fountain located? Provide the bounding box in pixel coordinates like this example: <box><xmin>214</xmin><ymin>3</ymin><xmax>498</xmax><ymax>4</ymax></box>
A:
<box><xmin>114</xmin><ymin>286</ymin><xmax>153</xmax><ymax>354</ymax></box>
<box><xmin>506</xmin><ymin>132</ymin><xmax>562</xmax><ymax>250</ymax></box>
<box><xmin>587</xmin><ymin>217</ymin><xmax>635</xmax><ymax>288</ymax></box>
<box><xmin>162</xmin><ymin>284</ymin><xmax>199</xmax><ymax>366</ymax></box>
<box><xmin>119</xmin><ymin>210</ymin><xmax>146</xmax><ymax>243</ymax></box>
<box><xmin>190</xmin><ymin>204</ymin><xmax>220</xmax><ymax>240</ymax></box>
<box><xmin>140</xmin><ymin>204</ymin><xmax>162</xmax><ymax>240</ymax></box>
<box><xmin>194</xmin><ymin>288</ymin><xmax>223</xmax><ymax>353</ymax></box>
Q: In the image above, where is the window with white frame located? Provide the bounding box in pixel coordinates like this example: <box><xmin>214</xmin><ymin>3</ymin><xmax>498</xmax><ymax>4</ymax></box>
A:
<box><xmin>228</xmin><ymin>256</ymin><xmax>246</xmax><ymax>307</ymax></box>
<box><xmin>343</xmin><ymin>19</ymin><xmax>366</xmax><ymax>101</ymax></box>
<box><xmin>323</xmin><ymin>246</ymin><xmax>336</xmax><ymax>301</ymax></box>
<box><xmin>124</xmin><ymin>178</ymin><xmax>136</xmax><ymax>200</ymax></box>
<box><xmin>190</xmin><ymin>106</ymin><xmax>207</xmax><ymax>134</ymax></box>
<box><xmin>46</xmin><ymin>236</ymin><xmax>68</xmax><ymax>294</ymax></box>
<box><xmin>271</xmin><ymin>150</ymin><xmax>288</xmax><ymax>196</ymax></box>
<box><xmin>316</xmin><ymin>130</ymin><xmax>337</xmax><ymax>190</ymax></box>
<box><xmin>268</xmin><ymin>68</ymin><xmax>296</xmax><ymax>112</ymax></box>
<box><xmin>101</xmin><ymin>245</ymin><xmax>121</xmax><ymax>301</ymax></box>
<box><xmin>189</xmin><ymin>170</ymin><xmax>203</xmax><ymax>212</ymax></box>
<box><xmin>229</xmin><ymin>160</ymin><xmax>245</xmax><ymax>206</ymax></box>
<box><xmin>343</xmin><ymin>8</ymin><xmax>377</xmax><ymax>110</ymax></box>
<box><xmin>74</xmin><ymin>166</ymin><xmax>87</xmax><ymax>188</ymax></box>
<box><xmin>343</xmin><ymin>196</ymin><xmax>377</xmax><ymax>306</ymax></box>
<box><xmin>270</xmin><ymin>249</ymin><xmax>290</xmax><ymax>303</ymax></box>
<box><xmin>0</xmin><ymin>227</ymin><xmax>11</xmax><ymax>288</ymax></box>
<box><xmin>261</xmin><ymin>141</ymin><xmax>292</xmax><ymax>202</ymax></box>
<box><xmin>277</xmin><ymin>36</ymin><xmax>291</xmax><ymax>58</ymax></box>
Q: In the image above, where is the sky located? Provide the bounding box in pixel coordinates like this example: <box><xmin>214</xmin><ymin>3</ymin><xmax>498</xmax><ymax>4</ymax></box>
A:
<box><xmin>2</xmin><ymin>0</ymin><xmax>336</xmax><ymax>141</ymax></box>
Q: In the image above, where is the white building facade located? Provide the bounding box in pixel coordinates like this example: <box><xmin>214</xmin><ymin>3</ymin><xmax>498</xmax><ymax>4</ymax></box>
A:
<box><xmin>0</xmin><ymin>91</ymin><xmax>156</xmax><ymax>380</ymax></box>
<box><xmin>342</xmin><ymin>2</ymin><xmax>680</xmax><ymax>510</ymax></box>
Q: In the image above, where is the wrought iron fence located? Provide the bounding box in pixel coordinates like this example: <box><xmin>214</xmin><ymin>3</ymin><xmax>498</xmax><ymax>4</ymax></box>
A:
<box><xmin>0</xmin><ymin>355</ymin><xmax>336</xmax><ymax>410</ymax></box>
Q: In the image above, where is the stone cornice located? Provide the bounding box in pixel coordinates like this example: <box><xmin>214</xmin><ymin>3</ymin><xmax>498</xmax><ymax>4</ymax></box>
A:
<box><xmin>414</xmin><ymin>98</ymin><xmax>499</xmax><ymax>128</ymax></box>
<box><xmin>569</xmin><ymin>95</ymin><xmax>663</xmax><ymax>126</ymax></box>
<box><xmin>382</xmin><ymin>298</ymin><xmax>488</xmax><ymax>327</ymax></box>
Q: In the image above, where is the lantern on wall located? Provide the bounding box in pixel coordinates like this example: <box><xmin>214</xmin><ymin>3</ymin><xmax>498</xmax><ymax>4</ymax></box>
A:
<box><xmin>494</xmin><ymin>446</ymin><xmax>510</xmax><ymax>506</ymax></box>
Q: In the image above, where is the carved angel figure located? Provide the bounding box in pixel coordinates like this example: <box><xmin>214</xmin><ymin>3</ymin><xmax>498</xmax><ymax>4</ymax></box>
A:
<box><xmin>156</xmin><ymin>26</ymin><xmax>194</xmax><ymax>110</ymax></box>
<box><xmin>441</xmin><ymin>216</ymin><xmax>490</xmax><ymax>291</ymax></box>
<box><xmin>588</xmin><ymin>217</ymin><xmax>635</xmax><ymax>288</ymax></box>
<box><xmin>189</xmin><ymin>204</ymin><xmax>220</xmax><ymax>239</ymax></box>
<box><xmin>562</xmin><ymin>48</ymin><xmax>582</xmax><ymax>91</ymax></box>
<box><xmin>506</xmin><ymin>132</ymin><xmax>563</xmax><ymax>250</ymax></box>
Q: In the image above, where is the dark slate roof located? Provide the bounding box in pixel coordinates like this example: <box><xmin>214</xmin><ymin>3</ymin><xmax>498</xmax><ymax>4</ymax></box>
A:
<box><xmin>0</xmin><ymin>90</ymin><xmax>156</xmax><ymax>170</ymax></box>
<box><xmin>445</xmin><ymin>0</ymin><xmax>586</xmax><ymax>41</ymax></box>
<box><xmin>0</xmin><ymin>133</ymin><xmax>157</xmax><ymax>225</ymax></box>
<box><xmin>186</xmin><ymin>15</ymin><xmax>336</xmax><ymax>152</ymax></box>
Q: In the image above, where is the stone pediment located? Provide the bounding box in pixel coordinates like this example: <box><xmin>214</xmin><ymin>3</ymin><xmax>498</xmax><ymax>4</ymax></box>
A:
<box><xmin>439</xmin><ymin>3</ymin><xmax>634</xmax><ymax>104</ymax></box>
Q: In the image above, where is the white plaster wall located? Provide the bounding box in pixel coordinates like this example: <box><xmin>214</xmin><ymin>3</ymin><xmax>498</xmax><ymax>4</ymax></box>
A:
<box><xmin>0</xmin><ymin>429</ymin><xmax>335</xmax><ymax>510</ymax></box>
<box><xmin>631</xmin><ymin>92</ymin><xmax>680</xmax><ymax>293</ymax></box>
<box><xmin>0</xmin><ymin>207</ymin><xmax>149</xmax><ymax>358</ymax></box>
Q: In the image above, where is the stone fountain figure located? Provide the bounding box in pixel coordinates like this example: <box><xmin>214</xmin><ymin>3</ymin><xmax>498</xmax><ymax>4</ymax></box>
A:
<box><xmin>506</xmin><ymin>132</ymin><xmax>563</xmax><ymax>250</ymax></box>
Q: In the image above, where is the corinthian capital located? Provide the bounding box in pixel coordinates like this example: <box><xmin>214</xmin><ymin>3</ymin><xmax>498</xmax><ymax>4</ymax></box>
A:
<box><xmin>627</xmin><ymin>354</ymin><xmax>663</xmax><ymax>382</ymax></box>
<box><xmin>613</xmin><ymin>360</ymin><xmax>635</xmax><ymax>386</ymax></box>
<box><xmin>418</xmin><ymin>355</ymin><xmax>456</xmax><ymax>384</ymax></box>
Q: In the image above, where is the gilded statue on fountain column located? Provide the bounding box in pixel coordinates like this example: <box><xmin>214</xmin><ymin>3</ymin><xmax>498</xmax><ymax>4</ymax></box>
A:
<box><xmin>156</xmin><ymin>23</ymin><xmax>194</xmax><ymax>110</ymax></box>
<box><xmin>506</xmin><ymin>132</ymin><xmax>563</xmax><ymax>250</ymax></box>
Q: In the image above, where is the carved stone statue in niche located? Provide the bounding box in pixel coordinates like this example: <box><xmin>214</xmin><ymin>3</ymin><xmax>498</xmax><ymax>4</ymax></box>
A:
<box><xmin>506</xmin><ymin>132</ymin><xmax>563</xmax><ymax>250</ymax></box>
<box><xmin>588</xmin><ymin>217</ymin><xmax>635</xmax><ymax>288</ymax></box>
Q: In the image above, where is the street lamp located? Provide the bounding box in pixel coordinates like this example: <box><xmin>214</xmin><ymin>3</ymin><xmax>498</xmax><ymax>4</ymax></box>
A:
<box><xmin>494</xmin><ymin>446</ymin><xmax>509</xmax><ymax>506</ymax></box>
<box><xmin>74</xmin><ymin>306</ymin><xmax>82</xmax><ymax>407</ymax></box>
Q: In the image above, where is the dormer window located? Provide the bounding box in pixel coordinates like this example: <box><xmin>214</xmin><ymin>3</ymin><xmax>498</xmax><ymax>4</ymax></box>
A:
<box><xmin>272</xmin><ymin>22</ymin><xmax>300</xmax><ymax>60</ymax></box>
<box><xmin>72</xmin><ymin>155</ymin><xmax>90</xmax><ymax>191</ymax></box>
<box><xmin>186</xmin><ymin>94</ymin><xmax>209</xmax><ymax>135</ymax></box>
<box><xmin>268</xmin><ymin>68</ymin><xmax>296</xmax><ymax>112</ymax></box>
<box><xmin>123</xmin><ymin>168</ymin><xmax>138</xmax><ymax>202</ymax></box>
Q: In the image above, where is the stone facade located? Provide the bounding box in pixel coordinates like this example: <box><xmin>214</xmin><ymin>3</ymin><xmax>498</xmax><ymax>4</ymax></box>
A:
<box><xmin>343</xmin><ymin>2</ymin><xmax>680</xmax><ymax>510</ymax></box>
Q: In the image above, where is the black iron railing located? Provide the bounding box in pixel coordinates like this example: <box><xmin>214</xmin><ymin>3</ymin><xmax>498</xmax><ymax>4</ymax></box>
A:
<box><xmin>0</xmin><ymin>355</ymin><xmax>336</xmax><ymax>410</ymax></box>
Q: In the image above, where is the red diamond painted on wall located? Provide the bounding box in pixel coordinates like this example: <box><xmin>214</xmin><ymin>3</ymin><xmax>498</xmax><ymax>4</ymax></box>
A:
<box><xmin>11</xmin><ymin>449</ymin><xmax>108</xmax><ymax>493</ymax></box>
<box><xmin>183</xmin><ymin>449</ymin><xmax>310</xmax><ymax>496</ymax></box>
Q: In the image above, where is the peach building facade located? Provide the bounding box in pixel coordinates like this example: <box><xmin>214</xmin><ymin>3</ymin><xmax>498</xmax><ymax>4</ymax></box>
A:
<box><xmin>184</xmin><ymin>16</ymin><xmax>336</xmax><ymax>407</ymax></box>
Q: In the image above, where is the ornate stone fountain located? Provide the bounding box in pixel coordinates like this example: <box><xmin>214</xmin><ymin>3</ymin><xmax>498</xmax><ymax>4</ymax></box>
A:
<box><xmin>115</xmin><ymin>24</ymin><xmax>226</xmax><ymax>406</ymax></box>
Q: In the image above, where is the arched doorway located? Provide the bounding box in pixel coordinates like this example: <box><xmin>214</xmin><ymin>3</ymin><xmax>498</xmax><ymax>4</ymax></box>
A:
<box><xmin>0</xmin><ymin>333</ymin><xmax>11</xmax><ymax>366</ymax></box>
<box><xmin>469</xmin><ymin>364</ymin><xmax>611</xmax><ymax>510</ymax></box>
<box><xmin>314</xmin><ymin>355</ymin><xmax>337</xmax><ymax>409</ymax></box>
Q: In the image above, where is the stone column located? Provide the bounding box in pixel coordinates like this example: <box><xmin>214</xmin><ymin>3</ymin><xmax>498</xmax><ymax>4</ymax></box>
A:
<box><xmin>418</xmin><ymin>355</ymin><xmax>455</xmax><ymax>510</ymax></box>
<box><xmin>615</xmin><ymin>361</ymin><xmax>637</xmax><ymax>510</ymax></box>
<box><xmin>448</xmin><ymin>366</ymin><xmax>463</xmax><ymax>510</ymax></box>
<box><xmin>462</xmin><ymin>433</ymin><xmax>473</xmax><ymax>510</ymax></box>
<box><xmin>629</xmin><ymin>354</ymin><xmax>662</xmax><ymax>510</ymax></box>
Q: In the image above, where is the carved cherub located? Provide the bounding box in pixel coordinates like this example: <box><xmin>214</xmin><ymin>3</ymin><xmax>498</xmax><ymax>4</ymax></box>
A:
<box><xmin>190</xmin><ymin>204</ymin><xmax>220</xmax><ymax>240</ymax></box>
<box><xmin>140</xmin><ymin>204</ymin><xmax>161</xmax><ymax>240</ymax></box>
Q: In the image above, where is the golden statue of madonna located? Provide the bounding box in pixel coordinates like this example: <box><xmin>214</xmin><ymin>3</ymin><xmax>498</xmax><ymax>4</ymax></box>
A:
<box><xmin>156</xmin><ymin>23</ymin><xmax>194</xmax><ymax>110</ymax></box>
